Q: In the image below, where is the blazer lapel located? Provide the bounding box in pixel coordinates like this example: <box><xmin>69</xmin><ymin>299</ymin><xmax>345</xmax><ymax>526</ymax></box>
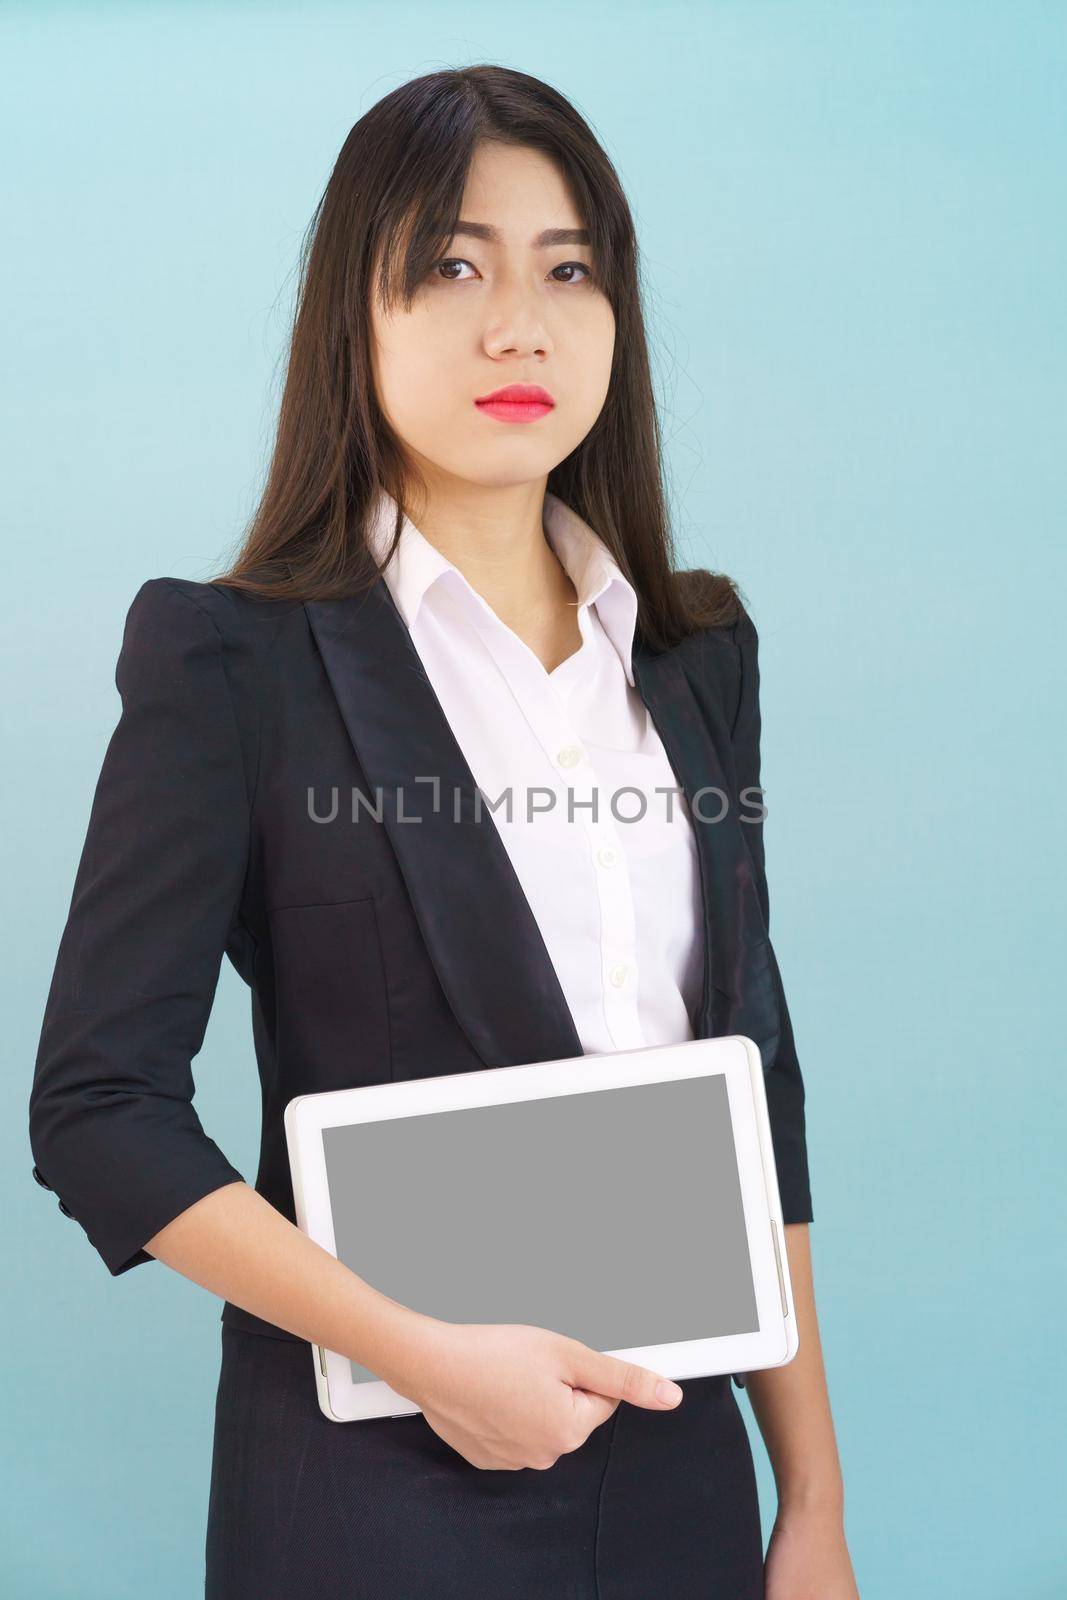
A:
<box><xmin>304</xmin><ymin>575</ymin><xmax>780</xmax><ymax>1072</ymax></box>
<box><xmin>304</xmin><ymin>577</ymin><xmax>585</xmax><ymax>1070</ymax></box>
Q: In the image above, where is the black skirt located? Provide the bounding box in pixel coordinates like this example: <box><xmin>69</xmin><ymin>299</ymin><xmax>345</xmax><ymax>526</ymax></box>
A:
<box><xmin>205</xmin><ymin>1324</ymin><xmax>765</xmax><ymax>1598</ymax></box>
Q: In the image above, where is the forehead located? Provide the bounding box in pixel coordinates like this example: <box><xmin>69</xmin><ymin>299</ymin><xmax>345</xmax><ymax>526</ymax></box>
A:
<box><xmin>457</xmin><ymin>143</ymin><xmax>584</xmax><ymax>232</ymax></box>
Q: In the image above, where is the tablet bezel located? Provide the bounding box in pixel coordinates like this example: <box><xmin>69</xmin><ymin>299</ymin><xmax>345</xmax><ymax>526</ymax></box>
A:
<box><xmin>285</xmin><ymin>1034</ymin><xmax>795</xmax><ymax>1423</ymax></box>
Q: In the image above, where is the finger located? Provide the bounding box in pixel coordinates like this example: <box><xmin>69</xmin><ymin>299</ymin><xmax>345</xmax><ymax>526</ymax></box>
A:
<box><xmin>568</xmin><ymin>1386</ymin><xmax>619</xmax><ymax>1429</ymax></box>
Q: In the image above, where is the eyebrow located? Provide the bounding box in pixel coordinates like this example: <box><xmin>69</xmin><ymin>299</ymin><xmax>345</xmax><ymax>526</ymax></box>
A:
<box><xmin>447</xmin><ymin>222</ymin><xmax>591</xmax><ymax>248</ymax></box>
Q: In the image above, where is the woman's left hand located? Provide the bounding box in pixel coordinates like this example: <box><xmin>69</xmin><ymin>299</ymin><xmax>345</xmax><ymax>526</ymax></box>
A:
<box><xmin>764</xmin><ymin>1503</ymin><xmax>860</xmax><ymax>1598</ymax></box>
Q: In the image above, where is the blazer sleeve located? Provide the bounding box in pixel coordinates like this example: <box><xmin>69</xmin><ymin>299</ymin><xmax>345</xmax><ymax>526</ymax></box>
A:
<box><xmin>731</xmin><ymin>602</ymin><xmax>814</xmax><ymax>1225</ymax></box>
<box><xmin>28</xmin><ymin>577</ymin><xmax>251</xmax><ymax>1276</ymax></box>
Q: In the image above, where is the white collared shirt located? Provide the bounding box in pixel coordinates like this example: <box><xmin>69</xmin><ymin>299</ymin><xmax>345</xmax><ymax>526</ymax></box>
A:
<box><xmin>365</xmin><ymin>488</ymin><xmax>705</xmax><ymax>1055</ymax></box>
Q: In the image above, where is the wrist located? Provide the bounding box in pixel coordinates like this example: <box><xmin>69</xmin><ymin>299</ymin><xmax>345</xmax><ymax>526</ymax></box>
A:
<box><xmin>376</xmin><ymin>1307</ymin><xmax>459</xmax><ymax>1401</ymax></box>
<box><xmin>776</xmin><ymin>1476</ymin><xmax>845</xmax><ymax>1521</ymax></box>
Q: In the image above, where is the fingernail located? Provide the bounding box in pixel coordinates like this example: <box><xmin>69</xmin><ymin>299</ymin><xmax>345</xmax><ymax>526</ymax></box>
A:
<box><xmin>656</xmin><ymin>1380</ymin><xmax>683</xmax><ymax>1404</ymax></box>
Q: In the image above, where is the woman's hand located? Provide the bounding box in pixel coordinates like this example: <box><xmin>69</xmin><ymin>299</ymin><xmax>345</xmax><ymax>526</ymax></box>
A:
<box><xmin>765</xmin><ymin>1503</ymin><xmax>860</xmax><ymax>1598</ymax></box>
<box><xmin>394</xmin><ymin>1320</ymin><xmax>685</xmax><ymax>1471</ymax></box>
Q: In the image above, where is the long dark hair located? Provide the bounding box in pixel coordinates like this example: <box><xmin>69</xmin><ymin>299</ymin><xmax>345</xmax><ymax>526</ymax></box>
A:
<box><xmin>213</xmin><ymin>64</ymin><xmax>741</xmax><ymax>650</ymax></box>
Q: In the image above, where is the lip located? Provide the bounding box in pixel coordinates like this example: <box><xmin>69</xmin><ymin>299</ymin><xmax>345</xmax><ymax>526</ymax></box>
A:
<box><xmin>474</xmin><ymin>383</ymin><xmax>556</xmax><ymax>425</ymax></box>
<box><xmin>475</xmin><ymin>384</ymin><xmax>555</xmax><ymax>406</ymax></box>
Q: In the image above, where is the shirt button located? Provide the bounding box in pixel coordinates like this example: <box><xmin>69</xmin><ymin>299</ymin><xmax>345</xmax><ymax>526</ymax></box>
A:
<box><xmin>597</xmin><ymin>845</ymin><xmax>619</xmax><ymax>868</ymax></box>
<box><xmin>609</xmin><ymin>964</ymin><xmax>630</xmax><ymax>988</ymax></box>
<box><xmin>557</xmin><ymin>745</ymin><xmax>583</xmax><ymax>768</ymax></box>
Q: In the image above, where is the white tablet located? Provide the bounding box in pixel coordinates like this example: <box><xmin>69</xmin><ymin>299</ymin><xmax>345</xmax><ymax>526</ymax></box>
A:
<box><xmin>284</xmin><ymin>1034</ymin><xmax>798</xmax><ymax>1423</ymax></box>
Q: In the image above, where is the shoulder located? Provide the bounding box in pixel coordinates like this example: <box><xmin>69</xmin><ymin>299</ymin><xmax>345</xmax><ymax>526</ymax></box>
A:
<box><xmin>670</xmin><ymin>576</ymin><xmax>760</xmax><ymax>737</ymax></box>
<box><xmin>120</xmin><ymin>574</ymin><xmax>299</xmax><ymax>667</ymax></box>
<box><xmin>110</xmin><ymin>579</ymin><xmax>275</xmax><ymax>787</ymax></box>
<box><xmin>124</xmin><ymin>574</ymin><xmax>268</xmax><ymax>630</ymax></box>
<box><xmin>114</xmin><ymin>577</ymin><xmax>293</xmax><ymax>741</ymax></box>
<box><xmin>669</xmin><ymin>565</ymin><xmax>757</xmax><ymax>658</ymax></box>
<box><xmin>670</xmin><ymin>558</ymin><xmax>755</xmax><ymax>646</ymax></box>
<box><xmin>120</xmin><ymin>575</ymin><xmax>237</xmax><ymax>633</ymax></box>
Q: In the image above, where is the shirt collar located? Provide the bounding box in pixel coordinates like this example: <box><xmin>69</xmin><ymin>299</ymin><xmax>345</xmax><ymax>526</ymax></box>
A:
<box><xmin>364</xmin><ymin>487</ymin><xmax>639</xmax><ymax>687</ymax></box>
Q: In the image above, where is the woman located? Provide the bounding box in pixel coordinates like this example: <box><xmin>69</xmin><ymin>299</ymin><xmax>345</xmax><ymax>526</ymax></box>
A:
<box><xmin>29</xmin><ymin>65</ymin><xmax>857</xmax><ymax>1599</ymax></box>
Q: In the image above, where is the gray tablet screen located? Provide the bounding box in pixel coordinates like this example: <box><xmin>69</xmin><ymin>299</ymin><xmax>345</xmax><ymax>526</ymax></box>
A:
<box><xmin>322</xmin><ymin>1073</ymin><xmax>760</xmax><ymax>1386</ymax></box>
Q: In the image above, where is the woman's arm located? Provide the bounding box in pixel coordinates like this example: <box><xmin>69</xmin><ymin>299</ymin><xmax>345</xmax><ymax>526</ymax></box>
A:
<box><xmin>730</xmin><ymin>601</ymin><xmax>812</xmax><ymax>1227</ymax></box>
<box><xmin>730</xmin><ymin>607</ymin><xmax>857</xmax><ymax>1591</ymax></box>
<box><xmin>29</xmin><ymin>578</ymin><xmax>252</xmax><ymax>1276</ymax></box>
<box><xmin>143</xmin><ymin>1179</ymin><xmax>441</xmax><ymax>1384</ymax></box>
<box><xmin>745</xmin><ymin>1224</ymin><xmax>843</xmax><ymax>1512</ymax></box>
<box><xmin>747</xmin><ymin>1227</ymin><xmax>858</xmax><ymax>1595</ymax></box>
<box><xmin>27</xmin><ymin>576</ymin><xmax>444</xmax><ymax>1383</ymax></box>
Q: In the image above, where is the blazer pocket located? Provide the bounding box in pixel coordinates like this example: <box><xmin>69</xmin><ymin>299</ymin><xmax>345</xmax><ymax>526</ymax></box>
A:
<box><xmin>267</xmin><ymin>896</ymin><xmax>392</xmax><ymax>1092</ymax></box>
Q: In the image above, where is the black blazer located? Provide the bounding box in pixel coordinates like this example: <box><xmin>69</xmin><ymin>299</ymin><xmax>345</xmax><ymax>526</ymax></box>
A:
<box><xmin>29</xmin><ymin>571</ymin><xmax>812</xmax><ymax>1353</ymax></box>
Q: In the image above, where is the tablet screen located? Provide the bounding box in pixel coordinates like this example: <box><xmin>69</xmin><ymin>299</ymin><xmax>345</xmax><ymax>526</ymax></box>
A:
<box><xmin>322</xmin><ymin>1073</ymin><xmax>760</xmax><ymax>1385</ymax></box>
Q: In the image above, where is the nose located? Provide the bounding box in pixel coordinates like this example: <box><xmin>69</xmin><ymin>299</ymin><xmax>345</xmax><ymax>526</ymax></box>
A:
<box><xmin>483</xmin><ymin>291</ymin><xmax>552</xmax><ymax>361</ymax></box>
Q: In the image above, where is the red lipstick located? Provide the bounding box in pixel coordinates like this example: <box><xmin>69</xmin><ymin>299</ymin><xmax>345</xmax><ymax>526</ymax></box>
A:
<box><xmin>474</xmin><ymin>383</ymin><xmax>556</xmax><ymax>423</ymax></box>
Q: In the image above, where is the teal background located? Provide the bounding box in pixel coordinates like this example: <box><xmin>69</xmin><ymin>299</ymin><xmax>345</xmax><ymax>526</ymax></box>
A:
<box><xmin>4</xmin><ymin>4</ymin><xmax>1065</xmax><ymax>1596</ymax></box>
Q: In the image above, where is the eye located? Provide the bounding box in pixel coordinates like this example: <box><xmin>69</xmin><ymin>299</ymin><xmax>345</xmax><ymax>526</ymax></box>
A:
<box><xmin>431</xmin><ymin>257</ymin><xmax>477</xmax><ymax>282</ymax></box>
<box><xmin>428</xmin><ymin>258</ymin><xmax>596</xmax><ymax>285</ymax></box>
<box><xmin>549</xmin><ymin>261</ymin><xmax>595</xmax><ymax>285</ymax></box>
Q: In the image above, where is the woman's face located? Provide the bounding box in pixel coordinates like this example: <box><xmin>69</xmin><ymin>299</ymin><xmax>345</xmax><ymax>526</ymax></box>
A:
<box><xmin>369</xmin><ymin>141</ymin><xmax>616</xmax><ymax>493</ymax></box>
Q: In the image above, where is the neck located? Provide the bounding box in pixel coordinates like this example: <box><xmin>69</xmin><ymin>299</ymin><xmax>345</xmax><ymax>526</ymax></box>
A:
<box><xmin>402</xmin><ymin>474</ymin><xmax>575</xmax><ymax>633</ymax></box>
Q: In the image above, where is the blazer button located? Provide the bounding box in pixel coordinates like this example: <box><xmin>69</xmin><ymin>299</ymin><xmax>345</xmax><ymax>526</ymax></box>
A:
<box><xmin>31</xmin><ymin>1164</ymin><xmax>52</xmax><ymax>1190</ymax></box>
<box><xmin>57</xmin><ymin>1198</ymin><xmax>73</xmax><ymax>1218</ymax></box>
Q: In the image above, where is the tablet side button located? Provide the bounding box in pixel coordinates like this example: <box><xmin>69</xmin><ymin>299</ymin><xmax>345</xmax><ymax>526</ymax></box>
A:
<box><xmin>770</xmin><ymin>1218</ymin><xmax>788</xmax><ymax>1318</ymax></box>
<box><xmin>318</xmin><ymin>1345</ymin><xmax>328</xmax><ymax>1378</ymax></box>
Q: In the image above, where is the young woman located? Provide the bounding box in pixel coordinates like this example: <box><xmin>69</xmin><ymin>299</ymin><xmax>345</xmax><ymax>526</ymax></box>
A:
<box><xmin>30</xmin><ymin>65</ymin><xmax>857</xmax><ymax>1600</ymax></box>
